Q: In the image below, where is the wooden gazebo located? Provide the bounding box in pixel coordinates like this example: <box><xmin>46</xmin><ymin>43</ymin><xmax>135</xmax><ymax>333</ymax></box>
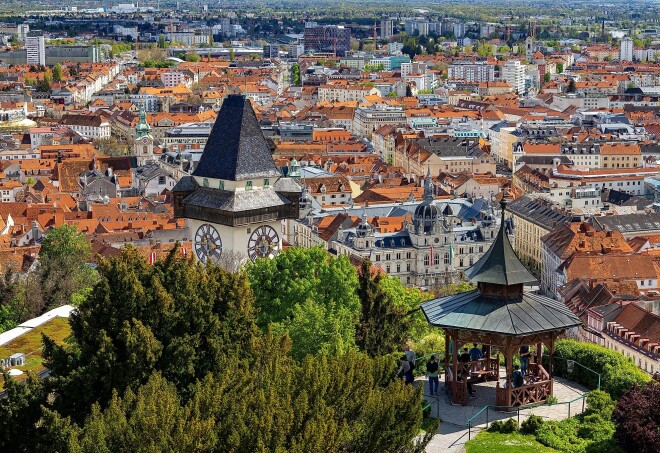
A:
<box><xmin>420</xmin><ymin>200</ymin><xmax>581</xmax><ymax>408</ymax></box>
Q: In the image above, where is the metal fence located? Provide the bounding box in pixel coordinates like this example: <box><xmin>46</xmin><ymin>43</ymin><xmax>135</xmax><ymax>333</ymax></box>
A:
<box><xmin>466</xmin><ymin>393</ymin><xmax>590</xmax><ymax>440</ymax></box>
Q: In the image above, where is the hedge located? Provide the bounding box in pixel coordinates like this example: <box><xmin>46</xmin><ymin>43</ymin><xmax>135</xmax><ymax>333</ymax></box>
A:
<box><xmin>544</xmin><ymin>339</ymin><xmax>651</xmax><ymax>399</ymax></box>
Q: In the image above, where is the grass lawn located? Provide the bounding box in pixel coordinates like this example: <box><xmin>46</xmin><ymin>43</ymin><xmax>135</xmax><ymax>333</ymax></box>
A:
<box><xmin>0</xmin><ymin>317</ymin><xmax>72</xmax><ymax>390</ymax></box>
<box><xmin>466</xmin><ymin>431</ymin><xmax>557</xmax><ymax>453</ymax></box>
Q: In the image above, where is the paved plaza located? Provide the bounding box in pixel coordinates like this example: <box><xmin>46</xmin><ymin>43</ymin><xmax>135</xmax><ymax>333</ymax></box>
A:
<box><xmin>419</xmin><ymin>370</ymin><xmax>589</xmax><ymax>453</ymax></box>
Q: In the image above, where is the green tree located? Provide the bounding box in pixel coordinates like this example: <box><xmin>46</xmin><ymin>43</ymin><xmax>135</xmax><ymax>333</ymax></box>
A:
<box><xmin>52</xmin><ymin>64</ymin><xmax>63</xmax><ymax>82</ymax></box>
<box><xmin>229</xmin><ymin>48</ymin><xmax>235</xmax><ymax>60</ymax></box>
<box><xmin>157</xmin><ymin>34</ymin><xmax>166</xmax><ymax>49</ymax></box>
<box><xmin>544</xmin><ymin>72</ymin><xmax>551</xmax><ymax>83</ymax></box>
<box><xmin>355</xmin><ymin>260</ymin><xmax>412</xmax><ymax>357</ymax></box>
<box><xmin>247</xmin><ymin>247</ymin><xmax>359</xmax><ymax>328</ymax></box>
<box><xmin>291</xmin><ymin>63</ymin><xmax>301</xmax><ymax>86</ymax></box>
<box><xmin>185</xmin><ymin>53</ymin><xmax>200</xmax><ymax>62</ymax></box>
<box><xmin>556</xmin><ymin>62</ymin><xmax>564</xmax><ymax>73</ymax></box>
<box><xmin>39</xmin><ymin>225</ymin><xmax>96</xmax><ymax>309</ymax></box>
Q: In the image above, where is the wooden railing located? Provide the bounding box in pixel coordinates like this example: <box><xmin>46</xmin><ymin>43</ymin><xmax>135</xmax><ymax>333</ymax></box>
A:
<box><xmin>495</xmin><ymin>363</ymin><xmax>552</xmax><ymax>408</ymax></box>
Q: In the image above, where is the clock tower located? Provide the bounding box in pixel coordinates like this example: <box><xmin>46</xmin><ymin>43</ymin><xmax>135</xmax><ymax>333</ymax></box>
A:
<box><xmin>172</xmin><ymin>95</ymin><xmax>301</xmax><ymax>265</ymax></box>
<box><xmin>134</xmin><ymin>106</ymin><xmax>154</xmax><ymax>167</ymax></box>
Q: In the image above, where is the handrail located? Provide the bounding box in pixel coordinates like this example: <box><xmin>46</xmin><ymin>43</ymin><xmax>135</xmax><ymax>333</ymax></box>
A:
<box><xmin>466</xmin><ymin>393</ymin><xmax>590</xmax><ymax>440</ymax></box>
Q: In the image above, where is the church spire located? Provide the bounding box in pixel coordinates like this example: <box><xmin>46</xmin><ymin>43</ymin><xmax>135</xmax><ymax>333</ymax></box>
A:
<box><xmin>423</xmin><ymin>164</ymin><xmax>434</xmax><ymax>202</ymax></box>
<box><xmin>135</xmin><ymin>106</ymin><xmax>151</xmax><ymax>139</ymax></box>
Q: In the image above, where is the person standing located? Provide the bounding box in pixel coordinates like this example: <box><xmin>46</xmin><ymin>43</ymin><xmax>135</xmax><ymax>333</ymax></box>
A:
<box><xmin>405</xmin><ymin>344</ymin><xmax>416</xmax><ymax>371</ymax></box>
<box><xmin>426</xmin><ymin>355</ymin><xmax>440</xmax><ymax>395</ymax></box>
<box><xmin>397</xmin><ymin>355</ymin><xmax>413</xmax><ymax>385</ymax></box>
<box><xmin>519</xmin><ymin>345</ymin><xmax>530</xmax><ymax>375</ymax></box>
<box><xmin>459</xmin><ymin>347</ymin><xmax>471</xmax><ymax>363</ymax></box>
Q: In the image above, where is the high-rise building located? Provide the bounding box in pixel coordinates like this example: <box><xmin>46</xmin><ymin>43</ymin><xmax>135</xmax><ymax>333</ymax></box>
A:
<box><xmin>303</xmin><ymin>25</ymin><xmax>351</xmax><ymax>57</ymax></box>
<box><xmin>380</xmin><ymin>19</ymin><xmax>393</xmax><ymax>39</ymax></box>
<box><xmin>620</xmin><ymin>37</ymin><xmax>634</xmax><ymax>62</ymax></box>
<box><xmin>26</xmin><ymin>31</ymin><xmax>45</xmax><ymax>66</ymax></box>
<box><xmin>288</xmin><ymin>41</ymin><xmax>304</xmax><ymax>59</ymax></box>
<box><xmin>16</xmin><ymin>24</ymin><xmax>29</xmax><ymax>42</ymax></box>
<box><xmin>263</xmin><ymin>43</ymin><xmax>279</xmax><ymax>59</ymax></box>
<box><xmin>453</xmin><ymin>23</ymin><xmax>466</xmax><ymax>39</ymax></box>
<box><xmin>501</xmin><ymin>60</ymin><xmax>526</xmax><ymax>95</ymax></box>
<box><xmin>448</xmin><ymin>61</ymin><xmax>495</xmax><ymax>82</ymax></box>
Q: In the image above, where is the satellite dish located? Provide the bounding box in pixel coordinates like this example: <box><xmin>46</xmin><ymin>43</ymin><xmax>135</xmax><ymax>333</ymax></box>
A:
<box><xmin>8</xmin><ymin>368</ymin><xmax>23</xmax><ymax>376</ymax></box>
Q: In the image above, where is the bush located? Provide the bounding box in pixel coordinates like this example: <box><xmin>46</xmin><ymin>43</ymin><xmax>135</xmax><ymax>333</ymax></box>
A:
<box><xmin>534</xmin><ymin>393</ymin><xmax>622</xmax><ymax>453</ymax></box>
<box><xmin>502</xmin><ymin>418</ymin><xmax>518</xmax><ymax>433</ymax></box>
<box><xmin>487</xmin><ymin>420</ymin><xmax>504</xmax><ymax>432</ymax></box>
<box><xmin>520</xmin><ymin>414</ymin><xmax>544</xmax><ymax>435</ymax></box>
<box><xmin>545</xmin><ymin>339</ymin><xmax>651</xmax><ymax>399</ymax></box>
<box><xmin>584</xmin><ymin>390</ymin><xmax>614</xmax><ymax>418</ymax></box>
<box><xmin>487</xmin><ymin>418</ymin><xmax>518</xmax><ymax>434</ymax></box>
<box><xmin>612</xmin><ymin>382</ymin><xmax>660</xmax><ymax>453</ymax></box>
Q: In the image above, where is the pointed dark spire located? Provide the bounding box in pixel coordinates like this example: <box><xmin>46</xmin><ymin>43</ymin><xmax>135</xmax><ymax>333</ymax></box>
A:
<box><xmin>193</xmin><ymin>95</ymin><xmax>281</xmax><ymax>181</ymax></box>
<box><xmin>464</xmin><ymin>199</ymin><xmax>537</xmax><ymax>286</ymax></box>
<box><xmin>423</xmin><ymin>164</ymin><xmax>434</xmax><ymax>202</ymax></box>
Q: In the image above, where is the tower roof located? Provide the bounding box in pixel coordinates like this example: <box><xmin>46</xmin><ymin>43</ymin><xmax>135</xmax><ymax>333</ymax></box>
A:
<box><xmin>463</xmin><ymin>199</ymin><xmax>537</xmax><ymax>286</ymax></box>
<box><xmin>193</xmin><ymin>95</ymin><xmax>281</xmax><ymax>181</ymax></box>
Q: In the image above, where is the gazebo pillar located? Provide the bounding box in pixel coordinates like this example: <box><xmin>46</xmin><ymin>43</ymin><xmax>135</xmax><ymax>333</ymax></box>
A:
<box><xmin>505</xmin><ymin>343</ymin><xmax>513</xmax><ymax>406</ymax></box>
<box><xmin>444</xmin><ymin>329</ymin><xmax>449</xmax><ymax>382</ymax></box>
<box><xmin>548</xmin><ymin>334</ymin><xmax>555</xmax><ymax>397</ymax></box>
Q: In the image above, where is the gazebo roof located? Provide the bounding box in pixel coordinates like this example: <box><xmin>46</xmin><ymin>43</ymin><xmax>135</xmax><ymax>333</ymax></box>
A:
<box><xmin>463</xmin><ymin>201</ymin><xmax>537</xmax><ymax>286</ymax></box>
<box><xmin>420</xmin><ymin>289</ymin><xmax>582</xmax><ymax>336</ymax></box>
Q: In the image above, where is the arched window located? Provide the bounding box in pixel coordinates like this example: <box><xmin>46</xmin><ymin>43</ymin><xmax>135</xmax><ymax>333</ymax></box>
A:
<box><xmin>424</xmin><ymin>254</ymin><xmax>430</xmax><ymax>266</ymax></box>
<box><xmin>434</xmin><ymin>253</ymin><xmax>440</xmax><ymax>266</ymax></box>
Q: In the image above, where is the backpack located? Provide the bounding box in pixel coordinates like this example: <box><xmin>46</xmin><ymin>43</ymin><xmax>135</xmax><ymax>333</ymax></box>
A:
<box><xmin>426</xmin><ymin>361</ymin><xmax>439</xmax><ymax>374</ymax></box>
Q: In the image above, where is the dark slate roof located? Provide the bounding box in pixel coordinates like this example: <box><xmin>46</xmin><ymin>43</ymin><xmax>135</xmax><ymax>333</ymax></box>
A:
<box><xmin>506</xmin><ymin>195</ymin><xmax>570</xmax><ymax>231</ymax></box>
<box><xmin>589</xmin><ymin>212</ymin><xmax>660</xmax><ymax>235</ymax></box>
<box><xmin>420</xmin><ymin>289</ymin><xmax>582</xmax><ymax>336</ymax></box>
<box><xmin>464</xmin><ymin>202</ymin><xmax>537</xmax><ymax>286</ymax></box>
<box><xmin>273</xmin><ymin>177</ymin><xmax>302</xmax><ymax>193</ymax></box>
<box><xmin>172</xmin><ymin>175</ymin><xmax>198</xmax><ymax>192</ymax></box>
<box><xmin>193</xmin><ymin>95</ymin><xmax>281</xmax><ymax>181</ymax></box>
<box><xmin>182</xmin><ymin>187</ymin><xmax>290</xmax><ymax>212</ymax></box>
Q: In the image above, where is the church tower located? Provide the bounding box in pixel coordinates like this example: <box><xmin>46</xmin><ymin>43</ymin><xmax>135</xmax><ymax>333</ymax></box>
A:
<box><xmin>134</xmin><ymin>107</ymin><xmax>154</xmax><ymax>167</ymax></box>
<box><xmin>172</xmin><ymin>95</ymin><xmax>301</xmax><ymax>265</ymax></box>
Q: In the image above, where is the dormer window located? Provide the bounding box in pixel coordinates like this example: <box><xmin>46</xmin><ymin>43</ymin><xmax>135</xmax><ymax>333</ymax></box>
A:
<box><xmin>246</xmin><ymin>181</ymin><xmax>253</xmax><ymax>190</ymax></box>
<box><xmin>203</xmin><ymin>178</ymin><xmax>209</xmax><ymax>188</ymax></box>
<box><xmin>219</xmin><ymin>180</ymin><xmax>224</xmax><ymax>190</ymax></box>
<box><xmin>264</xmin><ymin>179</ymin><xmax>269</xmax><ymax>188</ymax></box>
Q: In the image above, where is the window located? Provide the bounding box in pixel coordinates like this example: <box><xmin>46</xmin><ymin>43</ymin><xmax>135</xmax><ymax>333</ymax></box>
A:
<box><xmin>219</xmin><ymin>180</ymin><xmax>224</xmax><ymax>190</ymax></box>
<box><xmin>246</xmin><ymin>181</ymin><xmax>253</xmax><ymax>190</ymax></box>
<box><xmin>434</xmin><ymin>254</ymin><xmax>440</xmax><ymax>265</ymax></box>
<box><xmin>203</xmin><ymin>178</ymin><xmax>209</xmax><ymax>188</ymax></box>
<box><xmin>396</xmin><ymin>264</ymin><xmax>401</xmax><ymax>273</ymax></box>
<box><xmin>158</xmin><ymin>176</ymin><xmax>166</xmax><ymax>185</ymax></box>
<box><xmin>407</xmin><ymin>262</ymin><xmax>411</xmax><ymax>271</ymax></box>
<box><xmin>424</xmin><ymin>254</ymin><xmax>430</xmax><ymax>266</ymax></box>
<box><xmin>264</xmin><ymin>179</ymin><xmax>269</xmax><ymax>188</ymax></box>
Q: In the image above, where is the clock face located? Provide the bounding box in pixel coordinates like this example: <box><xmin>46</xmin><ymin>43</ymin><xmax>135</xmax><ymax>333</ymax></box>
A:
<box><xmin>194</xmin><ymin>224</ymin><xmax>222</xmax><ymax>264</ymax></box>
<box><xmin>142</xmin><ymin>137</ymin><xmax>149</xmax><ymax>144</ymax></box>
<box><xmin>247</xmin><ymin>225</ymin><xmax>280</xmax><ymax>261</ymax></box>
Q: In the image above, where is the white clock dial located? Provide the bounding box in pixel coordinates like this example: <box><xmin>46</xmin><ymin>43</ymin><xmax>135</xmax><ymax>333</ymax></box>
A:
<box><xmin>194</xmin><ymin>223</ymin><xmax>222</xmax><ymax>264</ymax></box>
<box><xmin>247</xmin><ymin>225</ymin><xmax>280</xmax><ymax>261</ymax></box>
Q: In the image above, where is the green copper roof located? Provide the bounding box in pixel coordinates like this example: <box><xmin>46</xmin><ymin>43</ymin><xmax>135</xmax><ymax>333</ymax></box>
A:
<box><xmin>420</xmin><ymin>289</ymin><xmax>582</xmax><ymax>336</ymax></box>
<box><xmin>135</xmin><ymin>106</ymin><xmax>151</xmax><ymax>139</ymax></box>
<box><xmin>463</xmin><ymin>200</ymin><xmax>537</xmax><ymax>286</ymax></box>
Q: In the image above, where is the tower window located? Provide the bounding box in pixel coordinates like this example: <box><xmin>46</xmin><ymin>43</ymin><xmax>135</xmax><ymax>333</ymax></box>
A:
<box><xmin>246</xmin><ymin>181</ymin><xmax>253</xmax><ymax>190</ymax></box>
